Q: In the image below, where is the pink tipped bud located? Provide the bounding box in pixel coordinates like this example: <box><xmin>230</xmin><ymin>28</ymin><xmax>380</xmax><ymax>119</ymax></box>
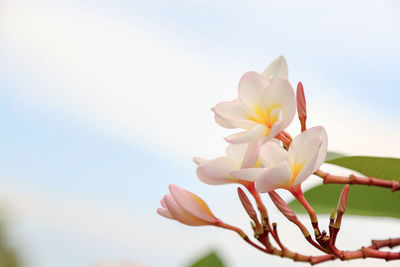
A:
<box><xmin>163</xmin><ymin>184</ymin><xmax>219</xmax><ymax>226</ymax></box>
<box><xmin>296</xmin><ymin>82</ymin><xmax>307</xmax><ymax>132</ymax></box>
<box><xmin>237</xmin><ymin>187</ymin><xmax>257</xmax><ymax>220</ymax></box>
<box><xmin>269</xmin><ymin>191</ymin><xmax>297</xmax><ymax>222</ymax></box>
<box><xmin>337</xmin><ymin>185</ymin><xmax>350</xmax><ymax>213</ymax></box>
<box><xmin>296</xmin><ymin>82</ymin><xmax>306</xmax><ymax>119</ymax></box>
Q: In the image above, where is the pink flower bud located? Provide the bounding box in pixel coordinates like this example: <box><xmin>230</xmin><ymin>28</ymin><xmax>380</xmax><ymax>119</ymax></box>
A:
<box><xmin>296</xmin><ymin>82</ymin><xmax>307</xmax><ymax>132</ymax></box>
<box><xmin>237</xmin><ymin>187</ymin><xmax>258</xmax><ymax>221</ymax></box>
<box><xmin>268</xmin><ymin>191</ymin><xmax>297</xmax><ymax>222</ymax></box>
<box><xmin>296</xmin><ymin>82</ymin><xmax>306</xmax><ymax>119</ymax></box>
<box><xmin>157</xmin><ymin>184</ymin><xmax>220</xmax><ymax>226</ymax></box>
<box><xmin>337</xmin><ymin>185</ymin><xmax>350</xmax><ymax>213</ymax></box>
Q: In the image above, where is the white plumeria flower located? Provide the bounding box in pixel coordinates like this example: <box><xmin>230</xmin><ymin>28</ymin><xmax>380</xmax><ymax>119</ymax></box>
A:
<box><xmin>244</xmin><ymin>126</ymin><xmax>328</xmax><ymax>193</ymax></box>
<box><xmin>213</xmin><ymin>56</ymin><xmax>296</xmax><ymax>144</ymax></box>
<box><xmin>195</xmin><ymin>142</ymin><xmax>262</xmax><ymax>185</ymax></box>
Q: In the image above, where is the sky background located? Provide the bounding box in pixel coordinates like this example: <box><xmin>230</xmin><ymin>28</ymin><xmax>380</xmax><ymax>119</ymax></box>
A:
<box><xmin>0</xmin><ymin>0</ymin><xmax>399</xmax><ymax>266</ymax></box>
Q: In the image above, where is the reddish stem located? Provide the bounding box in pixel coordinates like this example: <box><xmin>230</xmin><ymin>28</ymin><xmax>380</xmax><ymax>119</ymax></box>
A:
<box><xmin>362</xmin><ymin>247</ymin><xmax>400</xmax><ymax>261</ymax></box>
<box><xmin>290</xmin><ymin>185</ymin><xmax>319</xmax><ymax>227</ymax></box>
<box><xmin>220</xmin><ymin>221</ymin><xmax>400</xmax><ymax>265</ymax></box>
<box><xmin>281</xmin><ymin>130</ymin><xmax>293</xmax><ymax>142</ymax></box>
<box><xmin>271</xmin><ymin>223</ymin><xmax>286</xmax><ymax>252</ymax></box>
<box><xmin>315</xmin><ymin>170</ymin><xmax>400</xmax><ymax>192</ymax></box>
<box><xmin>243</xmin><ymin>182</ymin><xmax>268</xmax><ymax>220</ymax></box>
<box><xmin>369</xmin><ymin>238</ymin><xmax>400</xmax><ymax>249</ymax></box>
<box><xmin>275</xmin><ymin>132</ymin><xmax>292</xmax><ymax>149</ymax></box>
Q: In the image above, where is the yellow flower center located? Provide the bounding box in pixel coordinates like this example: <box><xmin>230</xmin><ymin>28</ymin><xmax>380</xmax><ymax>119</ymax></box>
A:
<box><xmin>249</xmin><ymin>105</ymin><xmax>281</xmax><ymax>128</ymax></box>
<box><xmin>290</xmin><ymin>163</ymin><xmax>304</xmax><ymax>184</ymax></box>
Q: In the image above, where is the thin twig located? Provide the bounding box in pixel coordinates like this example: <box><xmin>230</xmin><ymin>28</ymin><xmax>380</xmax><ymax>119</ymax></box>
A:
<box><xmin>315</xmin><ymin>170</ymin><xmax>400</xmax><ymax>192</ymax></box>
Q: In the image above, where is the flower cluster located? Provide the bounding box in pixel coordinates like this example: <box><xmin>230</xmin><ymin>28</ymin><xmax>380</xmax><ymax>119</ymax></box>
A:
<box><xmin>158</xmin><ymin>55</ymin><xmax>327</xmax><ymax>225</ymax></box>
<box><xmin>157</xmin><ymin>56</ymin><xmax>400</xmax><ymax>265</ymax></box>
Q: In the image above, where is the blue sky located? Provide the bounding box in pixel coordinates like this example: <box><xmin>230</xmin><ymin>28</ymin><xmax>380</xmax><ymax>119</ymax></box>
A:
<box><xmin>0</xmin><ymin>1</ymin><xmax>399</xmax><ymax>266</ymax></box>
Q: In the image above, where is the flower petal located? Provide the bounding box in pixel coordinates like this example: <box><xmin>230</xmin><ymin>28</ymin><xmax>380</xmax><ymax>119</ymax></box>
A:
<box><xmin>255</xmin><ymin>161</ymin><xmax>293</xmax><ymax>193</ymax></box>
<box><xmin>213</xmin><ymin>101</ymin><xmax>256</xmax><ymax>128</ymax></box>
<box><xmin>308</xmin><ymin>126</ymin><xmax>328</xmax><ymax>172</ymax></box>
<box><xmin>267</xmin><ymin>108</ymin><xmax>285</xmax><ymax>137</ymax></box>
<box><xmin>240</xmin><ymin>141</ymin><xmax>261</xmax><ymax>168</ymax></box>
<box><xmin>163</xmin><ymin>195</ymin><xmax>207</xmax><ymax>226</ymax></box>
<box><xmin>214</xmin><ymin>113</ymin><xmax>236</xmax><ymax>129</ymax></box>
<box><xmin>225</xmin><ymin>124</ymin><xmax>268</xmax><ymax>144</ymax></box>
<box><xmin>196</xmin><ymin>157</ymin><xmax>238</xmax><ymax>185</ymax></box>
<box><xmin>288</xmin><ymin>128</ymin><xmax>325</xmax><ymax>186</ymax></box>
<box><xmin>157</xmin><ymin>208</ymin><xmax>174</xmax><ymax>220</ymax></box>
<box><xmin>259</xmin><ymin>140</ymin><xmax>288</xmax><ymax>168</ymax></box>
<box><xmin>258</xmin><ymin>114</ymin><xmax>285</xmax><ymax>145</ymax></box>
<box><xmin>193</xmin><ymin>156</ymin><xmax>207</xmax><ymax>165</ymax></box>
<box><xmin>292</xmin><ymin>147</ymin><xmax>319</xmax><ymax>186</ymax></box>
<box><xmin>161</xmin><ymin>197</ymin><xmax>168</xmax><ymax>208</ymax></box>
<box><xmin>230</xmin><ymin>168</ymin><xmax>265</xmax><ymax>182</ymax></box>
<box><xmin>169</xmin><ymin>184</ymin><xmax>218</xmax><ymax>223</ymax></box>
<box><xmin>288</xmin><ymin>126</ymin><xmax>327</xmax><ymax>172</ymax></box>
<box><xmin>262</xmin><ymin>56</ymin><xmax>288</xmax><ymax>80</ymax></box>
<box><xmin>238</xmin><ymin>71</ymin><xmax>270</xmax><ymax>109</ymax></box>
<box><xmin>225</xmin><ymin>143</ymin><xmax>248</xmax><ymax>165</ymax></box>
<box><xmin>260</xmin><ymin>77</ymin><xmax>295</xmax><ymax>129</ymax></box>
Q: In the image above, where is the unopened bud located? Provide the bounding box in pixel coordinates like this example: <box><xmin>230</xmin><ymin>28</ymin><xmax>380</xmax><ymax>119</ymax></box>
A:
<box><xmin>160</xmin><ymin>184</ymin><xmax>220</xmax><ymax>226</ymax></box>
<box><xmin>268</xmin><ymin>191</ymin><xmax>297</xmax><ymax>222</ymax></box>
<box><xmin>337</xmin><ymin>185</ymin><xmax>350</xmax><ymax>213</ymax></box>
<box><xmin>238</xmin><ymin>188</ymin><xmax>264</xmax><ymax>234</ymax></box>
<box><xmin>297</xmin><ymin>82</ymin><xmax>306</xmax><ymax>118</ymax></box>
<box><xmin>296</xmin><ymin>82</ymin><xmax>307</xmax><ymax>132</ymax></box>
<box><xmin>238</xmin><ymin>188</ymin><xmax>258</xmax><ymax>220</ymax></box>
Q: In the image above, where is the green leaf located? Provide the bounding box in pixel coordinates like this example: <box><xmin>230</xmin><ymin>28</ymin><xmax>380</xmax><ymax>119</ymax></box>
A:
<box><xmin>289</xmin><ymin>156</ymin><xmax>400</xmax><ymax>218</ymax></box>
<box><xmin>189</xmin><ymin>251</ymin><xmax>224</xmax><ymax>267</ymax></box>
<box><xmin>325</xmin><ymin>151</ymin><xmax>346</xmax><ymax>161</ymax></box>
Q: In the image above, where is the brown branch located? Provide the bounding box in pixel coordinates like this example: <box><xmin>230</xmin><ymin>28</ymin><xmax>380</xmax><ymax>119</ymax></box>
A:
<box><xmin>219</xmin><ymin>219</ymin><xmax>400</xmax><ymax>265</ymax></box>
<box><xmin>223</xmin><ymin>181</ymin><xmax>400</xmax><ymax>265</ymax></box>
<box><xmin>369</xmin><ymin>238</ymin><xmax>400</xmax><ymax>250</ymax></box>
<box><xmin>362</xmin><ymin>247</ymin><xmax>400</xmax><ymax>261</ymax></box>
<box><xmin>315</xmin><ymin>170</ymin><xmax>400</xmax><ymax>192</ymax></box>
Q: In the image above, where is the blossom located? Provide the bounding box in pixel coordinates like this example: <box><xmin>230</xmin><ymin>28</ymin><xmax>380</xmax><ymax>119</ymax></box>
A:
<box><xmin>213</xmin><ymin>56</ymin><xmax>296</xmax><ymax>144</ymax></box>
<box><xmin>195</xmin><ymin>142</ymin><xmax>262</xmax><ymax>185</ymax></box>
<box><xmin>157</xmin><ymin>184</ymin><xmax>220</xmax><ymax>226</ymax></box>
<box><xmin>243</xmin><ymin>126</ymin><xmax>327</xmax><ymax>193</ymax></box>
